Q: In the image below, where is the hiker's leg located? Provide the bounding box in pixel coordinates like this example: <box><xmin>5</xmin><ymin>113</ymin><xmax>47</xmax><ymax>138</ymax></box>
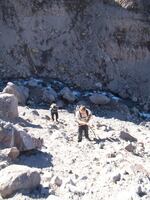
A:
<box><xmin>55</xmin><ymin>112</ymin><xmax>59</xmax><ymax>121</ymax></box>
<box><xmin>51</xmin><ymin>113</ymin><xmax>54</xmax><ymax>121</ymax></box>
<box><xmin>78</xmin><ymin>126</ymin><xmax>83</xmax><ymax>142</ymax></box>
<box><xmin>84</xmin><ymin>125</ymin><xmax>91</xmax><ymax>141</ymax></box>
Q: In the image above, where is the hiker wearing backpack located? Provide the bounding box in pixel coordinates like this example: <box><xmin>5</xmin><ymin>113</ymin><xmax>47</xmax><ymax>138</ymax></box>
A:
<box><xmin>75</xmin><ymin>105</ymin><xmax>92</xmax><ymax>142</ymax></box>
<box><xmin>50</xmin><ymin>103</ymin><xmax>59</xmax><ymax>122</ymax></box>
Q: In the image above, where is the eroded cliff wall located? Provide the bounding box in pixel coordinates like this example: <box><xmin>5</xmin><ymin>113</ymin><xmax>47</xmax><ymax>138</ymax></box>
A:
<box><xmin>0</xmin><ymin>0</ymin><xmax>150</xmax><ymax>108</ymax></box>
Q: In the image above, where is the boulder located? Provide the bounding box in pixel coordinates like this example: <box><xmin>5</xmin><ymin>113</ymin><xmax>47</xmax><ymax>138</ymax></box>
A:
<box><xmin>56</xmin><ymin>100</ymin><xmax>65</xmax><ymax>108</ymax></box>
<box><xmin>0</xmin><ymin>165</ymin><xmax>41</xmax><ymax>198</ymax></box>
<box><xmin>89</xmin><ymin>93</ymin><xmax>110</xmax><ymax>105</ymax></box>
<box><xmin>3</xmin><ymin>82</ymin><xmax>29</xmax><ymax>105</ymax></box>
<box><xmin>120</xmin><ymin>131</ymin><xmax>138</xmax><ymax>142</ymax></box>
<box><xmin>42</xmin><ymin>87</ymin><xmax>57</xmax><ymax>104</ymax></box>
<box><xmin>0</xmin><ymin>147</ymin><xmax>20</xmax><ymax>161</ymax></box>
<box><xmin>0</xmin><ymin>122</ymin><xmax>43</xmax><ymax>152</ymax></box>
<box><xmin>0</xmin><ymin>93</ymin><xmax>18</xmax><ymax>120</ymax></box>
<box><xmin>60</xmin><ymin>87</ymin><xmax>76</xmax><ymax>103</ymax></box>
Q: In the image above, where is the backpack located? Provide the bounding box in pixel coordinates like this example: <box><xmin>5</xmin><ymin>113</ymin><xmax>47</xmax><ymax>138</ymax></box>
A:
<box><xmin>50</xmin><ymin>104</ymin><xmax>58</xmax><ymax>113</ymax></box>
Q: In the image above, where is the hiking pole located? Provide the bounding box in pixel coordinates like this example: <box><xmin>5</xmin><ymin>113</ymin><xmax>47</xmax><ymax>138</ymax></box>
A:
<box><xmin>89</xmin><ymin>126</ymin><xmax>97</xmax><ymax>139</ymax></box>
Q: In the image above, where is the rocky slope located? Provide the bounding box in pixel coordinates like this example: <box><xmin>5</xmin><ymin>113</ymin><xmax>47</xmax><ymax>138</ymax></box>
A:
<box><xmin>0</xmin><ymin>105</ymin><xmax>149</xmax><ymax>200</ymax></box>
<box><xmin>0</xmin><ymin>81</ymin><xmax>150</xmax><ymax>200</ymax></box>
<box><xmin>0</xmin><ymin>0</ymin><xmax>150</xmax><ymax>109</ymax></box>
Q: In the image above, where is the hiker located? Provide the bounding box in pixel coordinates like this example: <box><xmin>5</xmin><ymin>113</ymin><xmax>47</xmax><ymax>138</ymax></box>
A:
<box><xmin>75</xmin><ymin>105</ymin><xmax>92</xmax><ymax>142</ymax></box>
<box><xmin>50</xmin><ymin>103</ymin><xmax>59</xmax><ymax>122</ymax></box>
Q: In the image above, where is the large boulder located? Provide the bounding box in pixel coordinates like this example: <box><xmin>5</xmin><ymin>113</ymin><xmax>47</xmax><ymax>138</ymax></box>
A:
<box><xmin>60</xmin><ymin>87</ymin><xmax>76</xmax><ymax>103</ymax></box>
<box><xmin>42</xmin><ymin>86</ymin><xmax>57</xmax><ymax>103</ymax></box>
<box><xmin>0</xmin><ymin>93</ymin><xmax>18</xmax><ymax>120</ymax></box>
<box><xmin>0</xmin><ymin>122</ymin><xmax>43</xmax><ymax>152</ymax></box>
<box><xmin>89</xmin><ymin>93</ymin><xmax>110</xmax><ymax>105</ymax></box>
<box><xmin>2</xmin><ymin>82</ymin><xmax>29</xmax><ymax>105</ymax></box>
<box><xmin>0</xmin><ymin>165</ymin><xmax>41</xmax><ymax>198</ymax></box>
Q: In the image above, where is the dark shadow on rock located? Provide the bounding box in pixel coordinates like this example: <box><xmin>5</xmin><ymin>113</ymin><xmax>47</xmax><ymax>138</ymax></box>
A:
<box><xmin>93</xmin><ymin>137</ymin><xmax>120</xmax><ymax>144</ymax></box>
<box><xmin>13</xmin><ymin>117</ymin><xmax>43</xmax><ymax>129</ymax></box>
<box><xmin>21</xmin><ymin>184</ymin><xmax>50</xmax><ymax>199</ymax></box>
<box><xmin>15</xmin><ymin>150</ymin><xmax>53</xmax><ymax>169</ymax></box>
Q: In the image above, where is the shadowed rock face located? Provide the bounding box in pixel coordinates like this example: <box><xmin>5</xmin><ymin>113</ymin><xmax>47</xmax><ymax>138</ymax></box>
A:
<box><xmin>0</xmin><ymin>0</ymin><xmax>150</xmax><ymax>108</ymax></box>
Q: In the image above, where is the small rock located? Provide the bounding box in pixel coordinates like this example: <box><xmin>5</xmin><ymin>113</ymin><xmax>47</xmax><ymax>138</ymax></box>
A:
<box><xmin>44</xmin><ymin>115</ymin><xmax>51</xmax><ymax>120</ymax></box>
<box><xmin>125</xmin><ymin>143</ymin><xmax>136</xmax><ymax>153</ymax></box>
<box><xmin>120</xmin><ymin>131</ymin><xmax>137</xmax><ymax>142</ymax></box>
<box><xmin>51</xmin><ymin>176</ymin><xmax>62</xmax><ymax>187</ymax></box>
<box><xmin>137</xmin><ymin>186</ymin><xmax>147</xmax><ymax>197</ymax></box>
<box><xmin>112</xmin><ymin>173</ymin><xmax>121</xmax><ymax>183</ymax></box>
<box><xmin>55</xmin><ymin>176</ymin><xmax>62</xmax><ymax>187</ymax></box>
<box><xmin>31</xmin><ymin>110</ymin><xmax>40</xmax><ymax>116</ymax></box>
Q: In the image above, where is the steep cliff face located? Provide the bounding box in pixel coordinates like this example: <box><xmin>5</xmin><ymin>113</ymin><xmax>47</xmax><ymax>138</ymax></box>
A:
<box><xmin>0</xmin><ymin>0</ymin><xmax>150</xmax><ymax>108</ymax></box>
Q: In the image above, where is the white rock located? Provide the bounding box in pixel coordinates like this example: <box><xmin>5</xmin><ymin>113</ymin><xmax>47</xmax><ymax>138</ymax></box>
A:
<box><xmin>0</xmin><ymin>165</ymin><xmax>41</xmax><ymax>198</ymax></box>
<box><xmin>46</xmin><ymin>195</ymin><xmax>63</xmax><ymax>200</ymax></box>
<box><xmin>0</xmin><ymin>93</ymin><xmax>18</xmax><ymax>119</ymax></box>
<box><xmin>3</xmin><ymin>82</ymin><xmax>29</xmax><ymax>105</ymax></box>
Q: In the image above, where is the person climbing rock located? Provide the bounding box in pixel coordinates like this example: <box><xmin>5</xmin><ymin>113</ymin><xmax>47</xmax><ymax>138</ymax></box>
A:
<box><xmin>50</xmin><ymin>103</ymin><xmax>59</xmax><ymax>122</ymax></box>
<box><xmin>75</xmin><ymin>105</ymin><xmax>92</xmax><ymax>142</ymax></box>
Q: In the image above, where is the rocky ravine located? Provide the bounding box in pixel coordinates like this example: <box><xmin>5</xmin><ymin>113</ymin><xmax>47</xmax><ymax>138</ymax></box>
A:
<box><xmin>0</xmin><ymin>0</ymin><xmax>150</xmax><ymax>108</ymax></box>
<box><xmin>0</xmin><ymin>94</ymin><xmax>150</xmax><ymax>199</ymax></box>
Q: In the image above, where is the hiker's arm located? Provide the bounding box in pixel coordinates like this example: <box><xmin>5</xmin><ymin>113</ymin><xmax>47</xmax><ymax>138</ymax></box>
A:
<box><xmin>76</xmin><ymin>111</ymin><xmax>87</xmax><ymax>125</ymax></box>
<box><xmin>87</xmin><ymin>110</ymin><xmax>92</xmax><ymax>122</ymax></box>
<box><xmin>77</xmin><ymin>119</ymin><xmax>88</xmax><ymax>125</ymax></box>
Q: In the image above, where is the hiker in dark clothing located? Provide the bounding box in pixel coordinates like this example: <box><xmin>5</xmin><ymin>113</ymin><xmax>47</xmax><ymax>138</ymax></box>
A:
<box><xmin>50</xmin><ymin>103</ymin><xmax>59</xmax><ymax>122</ymax></box>
<box><xmin>75</xmin><ymin>105</ymin><xmax>92</xmax><ymax>142</ymax></box>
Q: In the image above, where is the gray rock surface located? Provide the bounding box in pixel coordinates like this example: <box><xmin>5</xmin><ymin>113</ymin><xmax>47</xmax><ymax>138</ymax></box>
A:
<box><xmin>89</xmin><ymin>93</ymin><xmax>110</xmax><ymax>105</ymax></box>
<box><xmin>0</xmin><ymin>122</ymin><xmax>43</xmax><ymax>152</ymax></box>
<box><xmin>0</xmin><ymin>1</ymin><xmax>150</xmax><ymax>108</ymax></box>
<box><xmin>0</xmin><ymin>104</ymin><xmax>149</xmax><ymax>199</ymax></box>
<box><xmin>0</xmin><ymin>165</ymin><xmax>41</xmax><ymax>198</ymax></box>
<box><xmin>60</xmin><ymin>87</ymin><xmax>76</xmax><ymax>103</ymax></box>
<box><xmin>3</xmin><ymin>82</ymin><xmax>29</xmax><ymax>105</ymax></box>
<box><xmin>0</xmin><ymin>93</ymin><xmax>18</xmax><ymax>120</ymax></box>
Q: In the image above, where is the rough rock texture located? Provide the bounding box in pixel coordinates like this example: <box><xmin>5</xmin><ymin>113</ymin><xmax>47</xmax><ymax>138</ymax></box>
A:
<box><xmin>0</xmin><ymin>93</ymin><xmax>18</xmax><ymax>120</ymax></box>
<box><xmin>0</xmin><ymin>105</ymin><xmax>149</xmax><ymax>199</ymax></box>
<box><xmin>0</xmin><ymin>122</ymin><xmax>43</xmax><ymax>151</ymax></box>
<box><xmin>60</xmin><ymin>87</ymin><xmax>76</xmax><ymax>103</ymax></box>
<box><xmin>89</xmin><ymin>93</ymin><xmax>110</xmax><ymax>105</ymax></box>
<box><xmin>0</xmin><ymin>1</ymin><xmax>150</xmax><ymax>108</ymax></box>
<box><xmin>3</xmin><ymin>82</ymin><xmax>29</xmax><ymax>105</ymax></box>
<box><xmin>0</xmin><ymin>165</ymin><xmax>41</xmax><ymax>198</ymax></box>
<box><xmin>0</xmin><ymin>147</ymin><xmax>20</xmax><ymax>161</ymax></box>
